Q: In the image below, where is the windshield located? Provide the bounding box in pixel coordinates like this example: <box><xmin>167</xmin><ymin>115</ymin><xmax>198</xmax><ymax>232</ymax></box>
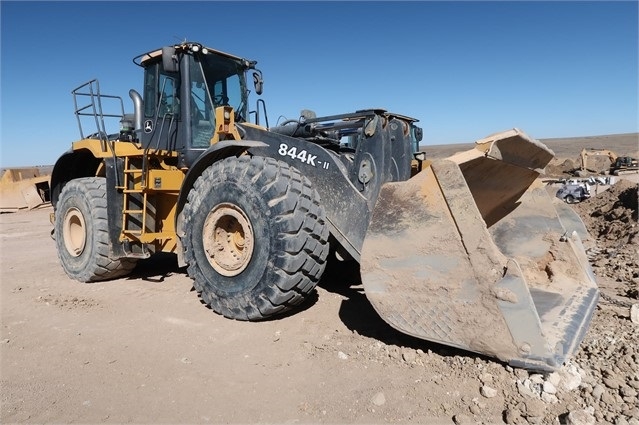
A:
<box><xmin>192</xmin><ymin>53</ymin><xmax>247</xmax><ymax>116</ymax></box>
<box><xmin>188</xmin><ymin>52</ymin><xmax>249</xmax><ymax>148</ymax></box>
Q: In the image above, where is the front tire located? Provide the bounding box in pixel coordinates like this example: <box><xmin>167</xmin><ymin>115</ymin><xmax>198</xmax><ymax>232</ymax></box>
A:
<box><xmin>54</xmin><ymin>177</ymin><xmax>137</xmax><ymax>282</ymax></box>
<box><xmin>181</xmin><ymin>156</ymin><xmax>329</xmax><ymax>320</ymax></box>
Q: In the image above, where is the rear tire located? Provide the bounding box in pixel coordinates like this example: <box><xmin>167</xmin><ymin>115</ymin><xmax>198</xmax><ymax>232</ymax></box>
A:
<box><xmin>181</xmin><ymin>156</ymin><xmax>329</xmax><ymax>320</ymax></box>
<box><xmin>54</xmin><ymin>177</ymin><xmax>137</xmax><ymax>282</ymax></box>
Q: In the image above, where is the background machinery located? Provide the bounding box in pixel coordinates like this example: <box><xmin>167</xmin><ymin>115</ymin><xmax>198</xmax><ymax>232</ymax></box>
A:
<box><xmin>50</xmin><ymin>41</ymin><xmax>598</xmax><ymax>371</ymax></box>
<box><xmin>0</xmin><ymin>166</ymin><xmax>51</xmax><ymax>211</ymax></box>
<box><xmin>578</xmin><ymin>148</ymin><xmax>638</xmax><ymax>176</ymax></box>
<box><xmin>555</xmin><ymin>181</ymin><xmax>591</xmax><ymax>204</ymax></box>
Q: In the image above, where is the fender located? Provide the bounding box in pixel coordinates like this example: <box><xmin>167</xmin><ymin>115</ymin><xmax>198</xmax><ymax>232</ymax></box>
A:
<box><xmin>175</xmin><ymin>139</ymin><xmax>268</xmax><ymax>237</ymax></box>
<box><xmin>50</xmin><ymin>148</ymin><xmax>102</xmax><ymax>207</ymax></box>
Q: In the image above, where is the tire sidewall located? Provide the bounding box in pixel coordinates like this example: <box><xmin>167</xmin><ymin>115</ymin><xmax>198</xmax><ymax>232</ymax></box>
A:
<box><xmin>186</xmin><ymin>169</ymin><xmax>277</xmax><ymax>299</ymax></box>
<box><xmin>55</xmin><ymin>181</ymin><xmax>97</xmax><ymax>281</ymax></box>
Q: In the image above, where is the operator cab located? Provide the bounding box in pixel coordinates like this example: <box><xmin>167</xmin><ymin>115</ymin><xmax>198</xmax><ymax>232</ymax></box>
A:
<box><xmin>131</xmin><ymin>42</ymin><xmax>262</xmax><ymax>168</ymax></box>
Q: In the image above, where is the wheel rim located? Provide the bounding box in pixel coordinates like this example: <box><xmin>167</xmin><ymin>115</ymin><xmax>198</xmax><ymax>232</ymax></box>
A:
<box><xmin>203</xmin><ymin>203</ymin><xmax>254</xmax><ymax>277</ymax></box>
<box><xmin>63</xmin><ymin>207</ymin><xmax>86</xmax><ymax>257</ymax></box>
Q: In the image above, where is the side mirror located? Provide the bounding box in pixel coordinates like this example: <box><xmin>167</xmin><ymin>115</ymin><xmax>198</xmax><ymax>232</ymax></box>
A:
<box><xmin>162</xmin><ymin>47</ymin><xmax>178</xmax><ymax>73</ymax></box>
<box><xmin>413</xmin><ymin>152</ymin><xmax>426</xmax><ymax>161</ymax></box>
<box><xmin>252</xmin><ymin>71</ymin><xmax>263</xmax><ymax>95</ymax></box>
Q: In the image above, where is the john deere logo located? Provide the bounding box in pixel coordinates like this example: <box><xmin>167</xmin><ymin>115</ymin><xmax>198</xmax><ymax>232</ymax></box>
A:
<box><xmin>144</xmin><ymin>120</ymin><xmax>153</xmax><ymax>133</ymax></box>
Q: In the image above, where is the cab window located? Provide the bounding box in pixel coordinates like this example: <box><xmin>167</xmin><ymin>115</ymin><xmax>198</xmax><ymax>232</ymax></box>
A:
<box><xmin>143</xmin><ymin>62</ymin><xmax>179</xmax><ymax>118</ymax></box>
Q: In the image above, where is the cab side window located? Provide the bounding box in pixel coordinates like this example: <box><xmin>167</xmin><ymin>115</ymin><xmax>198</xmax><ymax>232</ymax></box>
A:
<box><xmin>143</xmin><ymin>63</ymin><xmax>179</xmax><ymax>118</ymax></box>
<box><xmin>143</xmin><ymin>64</ymin><xmax>158</xmax><ymax>118</ymax></box>
<box><xmin>158</xmin><ymin>74</ymin><xmax>179</xmax><ymax>117</ymax></box>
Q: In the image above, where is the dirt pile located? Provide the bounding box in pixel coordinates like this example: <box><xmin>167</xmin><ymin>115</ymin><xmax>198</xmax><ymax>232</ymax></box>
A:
<box><xmin>545</xmin><ymin>158</ymin><xmax>577</xmax><ymax>178</ymax></box>
<box><xmin>574</xmin><ymin>179</ymin><xmax>638</xmax><ymax>239</ymax></box>
<box><xmin>574</xmin><ymin>179</ymin><xmax>638</xmax><ymax>287</ymax></box>
<box><xmin>463</xmin><ymin>179</ymin><xmax>639</xmax><ymax>424</ymax></box>
<box><xmin>583</xmin><ymin>155</ymin><xmax>615</xmax><ymax>174</ymax></box>
<box><xmin>565</xmin><ymin>179</ymin><xmax>639</xmax><ymax>424</ymax></box>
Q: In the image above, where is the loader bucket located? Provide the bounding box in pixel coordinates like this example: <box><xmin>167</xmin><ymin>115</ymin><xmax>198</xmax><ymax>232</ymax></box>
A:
<box><xmin>360</xmin><ymin>129</ymin><xmax>599</xmax><ymax>371</ymax></box>
<box><xmin>0</xmin><ymin>167</ymin><xmax>51</xmax><ymax>212</ymax></box>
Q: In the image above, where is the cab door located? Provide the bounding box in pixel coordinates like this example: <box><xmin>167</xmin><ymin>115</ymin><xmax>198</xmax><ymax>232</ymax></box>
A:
<box><xmin>139</xmin><ymin>61</ymin><xmax>181</xmax><ymax>152</ymax></box>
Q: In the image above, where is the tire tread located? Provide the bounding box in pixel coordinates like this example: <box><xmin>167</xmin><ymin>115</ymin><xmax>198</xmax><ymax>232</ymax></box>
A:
<box><xmin>181</xmin><ymin>156</ymin><xmax>329</xmax><ymax>320</ymax></box>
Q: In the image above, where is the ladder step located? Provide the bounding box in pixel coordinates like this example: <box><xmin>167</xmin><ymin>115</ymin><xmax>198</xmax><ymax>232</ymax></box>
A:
<box><xmin>123</xmin><ymin>209</ymin><xmax>144</xmax><ymax>214</ymax></box>
<box><xmin>126</xmin><ymin>231</ymin><xmax>175</xmax><ymax>243</ymax></box>
<box><xmin>123</xmin><ymin>189</ymin><xmax>145</xmax><ymax>193</ymax></box>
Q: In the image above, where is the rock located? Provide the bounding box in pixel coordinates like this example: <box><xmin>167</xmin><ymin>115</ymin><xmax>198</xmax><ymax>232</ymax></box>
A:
<box><xmin>480</xmin><ymin>385</ymin><xmax>498</xmax><ymax>398</ymax></box>
<box><xmin>514</xmin><ymin>368</ymin><xmax>529</xmax><ymax>380</ymax></box>
<box><xmin>401</xmin><ymin>348</ymin><xmax>416</xmax><ymax>363</ymax></box>
<box><xmin>616</xmin><ymin>417</ymin><xmax>630</xmax><ymax>425</ymax></box>
<box><xmin>630</xmin><ymin>304</ymin><xmax>639</xmax><ymax>324</ymax></box>
<box><xmin>547</xmin><ymin>372</ymin><xmax>562</xmax><ymax>388</ymax></box>
<box><xmin>529</xmin><ymin>374</ymin><xmax>545</xmax><ymax>385</ymax></box>
<box><xmin>592</xmin><ymin>384</ymin><xmax>605</xmax><ymax>401</ymax></box>
<box><xmin>621</xmin><ymin>386</ymin><xmax>638</xmax><ymax>398</ymax></box>
<box><xmin>337</xmin><ymin>351</ymin><xmax>348</xmax><ymax>360</ymax></box>
<box><xmin>387</xmin><ymin>347</ymin><xmax>401</xmax><ymax>360</ymax></box>
<box><xmin>525</xmin><ymin>399</ymin><xmax>546</xmax><ymax>418</ymax></box>
<box><xmin>541</xmin><ymin>392</ymin><xmax>559</xmax><ymax>404</ymax></box>
<box><xmin>452</xmin><ymin>414</ymin><xmax>472</xmax><ymax>425</ymax></box>
<box><xmin>517</xmin><ymin>380</ymin><xmax>539</xmax><ymax>399</ymax></box>
<box><xmin>479</xmin><ymin>372</ymin><xmax>494</xmax><ymax>384</ymax></box>
<box><xmin>559</xmin><ymin>364</ymin><xmax>583</xmax><ymax>391</ymax></box>
<box><xmin>371</xmin><ymin>392</ymin><xmax>386</xmax><ymax>406</ymax></box>
<box><xmin>602</xmin><ymin>367</ymin><xmax>616</xmax><ymax>378</ymax></box>
<box><xmin>503</xmin><ymin>408</ymin><xmax>522</xmax><ymax>424</ymax></box>
<box><xmin>601</xmin><ymin>390</ymin><xmax>617</xmax><ymax>405</ymax></box>
<box><xmin>566</xmin><ymin>409</ymin><xmax>596</xmax><ymax>425</ymax></box>
<box><xmin>543</xmin><ymin>381</ymin><xmax>558</xmax><ymax>395</ymax></box>
<box><xmin>604</xmin><ymin>377</ymin><xmax>624</xmax><ymax>390</ymax></box>
<box><xmin>624</xmin><ymin>406</ymin><xmax>639</xmax><ymax>417</ymax></box>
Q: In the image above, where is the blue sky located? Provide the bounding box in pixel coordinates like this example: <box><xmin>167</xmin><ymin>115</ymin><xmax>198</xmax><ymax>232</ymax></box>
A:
<box><xmin>1</xmin><ymin>1</ymin><xmax>637</xmax><ymax>167</ymax></box>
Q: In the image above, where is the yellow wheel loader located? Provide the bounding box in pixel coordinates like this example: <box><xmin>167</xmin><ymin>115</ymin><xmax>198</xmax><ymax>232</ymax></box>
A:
<box><xmin>50</xmin><ymin>41</ymin><xmax>598</xmax><ymax>371</ymax></box>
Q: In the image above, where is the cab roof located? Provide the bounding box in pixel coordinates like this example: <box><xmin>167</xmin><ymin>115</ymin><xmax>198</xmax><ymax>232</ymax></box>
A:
<box><xmin>133</xmin><ymin>41</ymin><xmax>256</xmax><ymax>69</ymax></box>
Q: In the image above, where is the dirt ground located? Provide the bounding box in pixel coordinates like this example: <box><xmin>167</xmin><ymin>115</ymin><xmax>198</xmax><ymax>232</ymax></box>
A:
<box><xmin>1</xmin><ymin>134</ymin><xmax>638</xmax><ymax>425</ymax></box>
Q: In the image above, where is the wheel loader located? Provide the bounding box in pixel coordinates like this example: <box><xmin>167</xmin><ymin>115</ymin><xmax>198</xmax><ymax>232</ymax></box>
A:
<box><xmin>50</xmin><ymin>41</ymin><xmax>599</xmax><ymax>371</ymax></box>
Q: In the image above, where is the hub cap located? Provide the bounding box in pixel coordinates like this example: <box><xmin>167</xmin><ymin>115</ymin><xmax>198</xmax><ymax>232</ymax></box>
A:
<box><xmin>63</xmin><ymin>207</ymin><xmax>86</xmax><ymax>257</ymax></box>
<box><xmin>203</xmin><ymin>203</ymin><xmax>254</xmax><ymax>277</ymax></box>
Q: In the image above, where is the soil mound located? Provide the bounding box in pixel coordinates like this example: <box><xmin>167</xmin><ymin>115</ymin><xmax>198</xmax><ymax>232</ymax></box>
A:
<box><xmin>574</xmin><ymin>179</ymin><xmax>638</xmax><ymax>246</ymax></box>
